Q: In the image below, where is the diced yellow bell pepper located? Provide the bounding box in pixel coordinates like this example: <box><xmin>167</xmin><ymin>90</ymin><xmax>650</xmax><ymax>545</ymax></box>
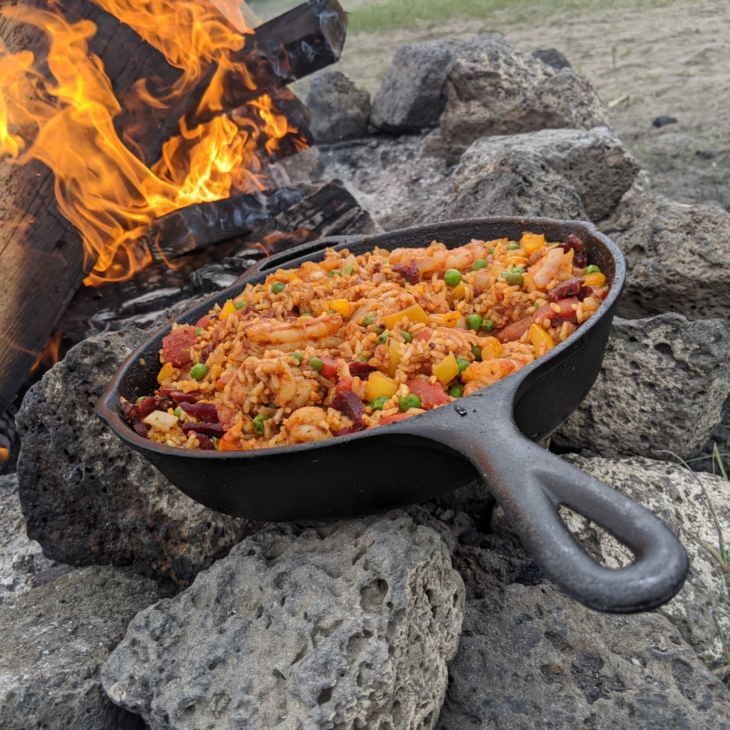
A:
<box><xmin>481</xmin><ymin>337</ymin><xmax>504</xmax><ymax>360</ymax></box>
<box><xmin>583</xmin><ymin>271</ymin><xmax>607</xmax><ymax>288</ymax></box>
<box><xmin>451</xmin><ymin>282</ymin><xmax>466</xmax><ymax>300</ymax></box>
<box><xmin>329</xmin><ymin>299</ymin><xmax>352</xmax><ymax>317</ymax></box>
<box><xmin>529</xmin><ymin>323</ymin><xmax>555</xmax><ymax>353</ymax></box>
<box><xmin>520</xmin><ymin>232</ymin><xmax>545</xmax><ymax>254</ymax></box>
<box><xmin>455</xmin><ymin>314</ymin><xmax>467</xmax><ymax>329</ymax></box>
<box><xmin>388</xmin><ymin>339</ymin><xmax>402</xmax><ymax>377</ymax></box>
<box><xmin>433</xmin><ymin>352</ymin><xmax>460</xmax><ymax>386</ymax></box>
<box><xmin>430</xmin><ymin>311</ymin><xmax>462</xmax><ymax>328</ymax></box>
<box><xmin>219</xmin><ymin>299</ymin><xmax>236</xmax><ymax>319</ymax></box>
<box><xmin>366</xmin><ymin>372</ymin><xmax>399</xmax><ymax>401</ymax></box>
<box><xmin>157</xmin><ymin>361</ymin><xmax>174</xmax><ymax>384</ymax></box>
<box><xmin>383</xmin><ymin>304</ymin><xmax>431</xmax><ymax>330</ymax></box>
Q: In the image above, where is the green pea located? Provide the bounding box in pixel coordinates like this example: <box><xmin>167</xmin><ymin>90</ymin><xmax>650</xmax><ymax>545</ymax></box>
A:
<box><xmin>377</xmin><ymin>332</ymin><xmax>390</xmax><ymax>345</ymax></box>
<box><xmin>235</xmin><ymin>301</ymin><xmax>247</xmax><ymax>310</ymax></box>
<box><xmin>300</xmin><ymin>312</ymin><xmax>313</xmax><ymax>317</ymax></box>
<box><xmin>505</xmin><ymin>272</ymin><xmax>524</xmax><ymax>287</ymax></box>
<box><xmin>456</xmin><ymin>358</ymin><xmax>470</xmax><ymax>373</ymax></box>
<box><xmin>472</xmin><ymin>345</ymin><xmax>483</xmax><ymax>362</ymax></box>
<box><xmin>252</xmin><ymin>413</ymin><xmax>270</xmax><ymax>435</ymax></box>
<box><xmin>212</xmin><ymin>437</ymin><xmax>220</xmax><ymax>449</ymax></box>
<box><xmin>343</xmin><ymin>265</ymin><xmax>354</xmax><ymax>276</ymax></box>
<box><xmin>448</xmin><ymin>384</ymin><xmax>465</xmax><ymax>398</ymax></box>
<box><xmin>190</xmin><ymin>363</ymin><xmax>208</xmax><ymax>381</ymax></box>
<box><xmin>471</xmin><ymin>259</ymin><xmax>488</xmax><ymax>271</ymax></box>
<box><xmin>444</xmin><ymin>269</ymin><xmax>462</xmax><ymax>287</ymax></box>
<box><xmin>358</xmin><ymin>354</ymin><xmax>369</xmax><ymax>362</ymax></box>
<box><xmin>584</xmin><ymin>264</ymin><xmax>601</xmax><ymax>275</ymax></box>
<box><xmin>399</xmin><ymin>394</ymin><xmax>421</xmax><ymax>412</ymax></box>
<box><xmin>363</xmin><ymin>312</ymin><xmax>377</xmax><ymax>326</ymax></box>
<box><xmin>506</xmin><ymin>242</ymin><xmax>521</xmax><ymax>250</ymax></box>
<box><xmin>372</xmin><ymin>396</ymin><xmax>390</xmax><ymax>411</ymax></box>
<box><xmin>328</xmin><ymin>270</ymin><xmax>341</xmax><ymax>278</ymax></box>
<box><xmin>466</xmin><ymin>314</ymin><xmax>484</xmax><ymax>331</ymax></box>
<box><xmin>511</xmin><ymin>267</ymin><xmax>525</xmax><ymax>274</ymax></box>
<box><xmin>402</xmin><ymin>331</ymin><xmax>413</xmax><ymax>343</ymax></box>
<box><xmin>489</xmin><ymin>247</ymin><xmax>496</xmax><ymax>254</ymax></box>
<box><xmin>383</xmin><ymin>261</ymin><xmax>391</xmax><ymax>265</ymax></box>
<box><xmin>372</xmin><ymin>327</ymin><xmax>385</xmax><ymax>335</ymax></box>
<box><xmin>135</xmin><ymin>396</ymin><xmax>145</xmax><ymax>405</ymax></box>
<box><xmin>292</xmin><ymin>352</ymin><xmax>304</xmax><ymax>364</ymax></box>
<box><xmin>195</xmin><ymin>327</ymin><xmax>204</xmax><ymax>337</ymax></box>
<box><xmin>481</xmin><ymin>319</ymin><xmax>495</xmax><ymax>333</ymax></box>
<box><xmin>174</xmin><ymin>406</ymin><xmax>184</xmax><ymax>421</ymax></box>
<box><xmin>329</xmin><ymin>310</ymin><xmax>337</xmax><ymax>314</ymax></box>
<box><xmin>271</xmin><ymin>282</ymin><xmax>286</xmax><ymax>295</ymax></box>
<box><xmin>309</xmin><ymin>357</ymin><xmax>324</xmax><ymax>372</ymax></box>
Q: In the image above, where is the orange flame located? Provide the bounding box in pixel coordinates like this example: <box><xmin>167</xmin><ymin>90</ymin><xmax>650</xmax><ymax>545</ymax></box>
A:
<box><xmin>30</xmin><ymin>331</ymin><xmax>62</xmax><ymax>374</ymax></box>
<box><xmin>0</xmin><ymin>0</ymin><xmax>302</xmax><ymax>286</ymax></box>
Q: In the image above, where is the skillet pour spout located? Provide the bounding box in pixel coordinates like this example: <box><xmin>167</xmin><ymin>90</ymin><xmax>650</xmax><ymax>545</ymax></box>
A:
<box><xmin>97</xmin><ymin>217</ymin><xmax>689</xmax><ymax>614</ymax></box>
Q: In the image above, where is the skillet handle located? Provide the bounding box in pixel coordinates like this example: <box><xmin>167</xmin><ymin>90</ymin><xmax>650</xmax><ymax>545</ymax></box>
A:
<box><xmin>235</xmin><ymin>235</ymin><xmax>350</xmax><ymax>285</ymax></box>
<box><xmin>418</xmin><ymin>413</ymin><xmax>688</xmax><ymax>613</ymax></box>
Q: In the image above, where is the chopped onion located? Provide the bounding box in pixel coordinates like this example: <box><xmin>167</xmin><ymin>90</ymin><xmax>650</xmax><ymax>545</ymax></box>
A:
<box><xmin>143</xmin><ymin>410</ymin><xmax>179</xmax><ymax>431</ymax></box>
<box><xmin>372</xmin><ymin>272</ymin><xmax>386</xmax><ymax>284</ymax></box>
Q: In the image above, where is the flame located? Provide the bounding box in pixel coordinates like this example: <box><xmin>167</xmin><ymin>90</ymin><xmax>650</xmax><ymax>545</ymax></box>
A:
<box><xmin>30</xmin><ymin>331</ymin><xmax>62</xmax><ymax>374</ymax></box>
<box><xmin>0</xmin><ymin>0</ymin><xmax>303</xmax><ymax>286</ymax></box>
<box><xmin>0</xmin><ymin>448</ymin><xmax>9</xmax><ymax>466</ymax></box>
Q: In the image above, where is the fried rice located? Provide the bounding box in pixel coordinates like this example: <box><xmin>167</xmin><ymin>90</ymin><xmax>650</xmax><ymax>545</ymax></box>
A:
<box><xmin>121</xmin><ymin>232</ymin><xmax>609</xmax><ymax>451</ymax></box>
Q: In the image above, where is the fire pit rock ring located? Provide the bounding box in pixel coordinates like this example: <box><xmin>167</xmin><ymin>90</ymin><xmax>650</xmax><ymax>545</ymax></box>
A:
<box><xmin>97</xmin><ymin>217</ymin><xmax>689</xmax><ymax>615</ymax></box>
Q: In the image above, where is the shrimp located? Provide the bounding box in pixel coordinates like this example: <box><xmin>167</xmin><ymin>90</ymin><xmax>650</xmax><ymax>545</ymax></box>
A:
<box><xmin>529</xmin><ymin>247</ymin><xmax>567</xmax><ymax>291</ymax></box>
<box><xmin>282</xmin><ymin>407</ymin><xmax>332</xmax><ymax>443</ymax></box>
<box><xmin>226</xmin><ymin>357</ymin><xmax>315</xmax><ymax>412</ymax></box>
<box><xmin>461</xmin><ymin>359</ymin><xmax>518</xmax><ymax>396</ymax></box>
<box><xmin>390</xmin><ymin>240</ymin><xmax>491</xmax><ymax>274</ymax></box>
<box><xmin>245</xmin><ymin>314</ymin><xmax>342</xmax><ymax>345</ymax></box>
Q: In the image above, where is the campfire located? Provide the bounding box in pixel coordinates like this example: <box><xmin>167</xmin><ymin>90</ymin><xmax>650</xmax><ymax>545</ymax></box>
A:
<box><xmin>0</xmin><ymin>0</ymin><xmax>368</xmax><ymax>418</ymax></box>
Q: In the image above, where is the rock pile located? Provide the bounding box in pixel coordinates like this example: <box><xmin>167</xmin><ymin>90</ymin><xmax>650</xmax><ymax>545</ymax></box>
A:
<box><xmin>5</xmin><ymin>28</ymin><xmax>730</xmax><ymax>730</ymax></box>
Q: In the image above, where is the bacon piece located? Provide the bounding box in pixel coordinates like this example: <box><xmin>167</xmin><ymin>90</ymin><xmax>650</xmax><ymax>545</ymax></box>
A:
<box><xmin>349</xmin><ymin>361</ymin><xmax>376</xmax><ymax>378</ymax></box>
<box><xmin>162</xmin><ymin>326</ymin><xmax>197</xmax><ymax>366</ymax></box>
<box><xmin>196</xmin><ymin>315</ymin><xmax>211</xmax><ymax>330</ymax></box>
<box><xmin>157</xmin><ymin>389</ymin><xmax>200</xmax><ymax>404</ymax></box>
<box><xmin>182</xmin><ymin>422</ymin><xmax>225</xmax><ymax>438</ymax></box>
<box><xmin>180</xmin><ymin>402</ymin><xmax>219</xmax><ymax>422</ymax></box>
<box><xmin>331</xmin><ymin>391</ymin><xmax>366</xmax><ymax>432</ymax></box>
<box><xmin>415</xmin><ymin>328</ymin><xmax>433</xmax><ymax>343</ymax></box>
<box><xmin>558</xmin><ymin>234</ymin><xmax>587</xmax><ymax>268</ymax></box>
<box><xmin>392</xmin><ymin>262</ymin><xmax>420</xmax><ymax>285</ymax></box>
<box><xmin>195</xmin><ymin>433</ymin><xmax>215</xmax><ymax>450</ymax></box>
<box><xmin>498</xmin><ymin>297</ymin><xmax>582</xmax><ymax>342</ymax></box>
<box><xmin>121</xmin><ymin>401</ymin><xmax>150</xmax><ymax>437</ymax></box>
<box><xmin>336</xmin><ymin>377</ymin><xmax>354</xmax><ymax>393</ymax></box>
<box><xmin>548</xmin><ymin>277</ymin><xmax>582</xmax><ymax>302</ymax></box>
<box><xmin>406</xmin><ymin>379</ymin><xmax>452</xmax><ymax>410</ymax></box>
<box><xmin>497</xmin><ymin>316</ymin><xmax>532</xmax><ymax>343</ymax></box>
<box><xmin>320</xmin><ymin>356</ymin><xmax>338</xmax><ymax>380</ymax></box>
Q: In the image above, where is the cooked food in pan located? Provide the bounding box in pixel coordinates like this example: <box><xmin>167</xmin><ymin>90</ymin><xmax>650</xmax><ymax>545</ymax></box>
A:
<box><xmin>121</xmin><ymin>233</ymin><xmax>609</xmax><ymax>451</ymax></box>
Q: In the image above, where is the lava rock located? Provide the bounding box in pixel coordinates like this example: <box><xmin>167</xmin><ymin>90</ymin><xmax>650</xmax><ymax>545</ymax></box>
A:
<box><xmin>102</xmin><ymin>515</ymin><xmax>465</xmax><ymax>730</ymax></box>
<box><xmin>606</xmin><ymin>196</ymin><xmax>730</xmax><ymax>319</ymax></box>
<box><xmin>436</xmin><ymin>582</ymin><xmax>730</xmax><ymax>729</ymax></box>
<box><xmin>531</xmin><ymin>47</ymin><xmax>572</xmax><ymax>70</ymax></box>
<box><xmin>306</xmin><ymin>71</ymin><xmax>371</xmax><ymax>144</ymax></box>
<box><xmin>454</xmin><ymin>126</ymin><xmax>640</xmax><ymax>221</ymax></box>
<box><xmin>653</xmin><ymin>115</ymin><xmax>678</xmax><ymax>128</ymax></box>
<box><xmin>563</xmin><ymin>454</ymin><xmax>730</xmax><ymax>666</ymax></box>
<box><xmin>0</xmin><ymin>473</ymin><xmax>62</xmax><ymax>605</ymax></box>
<box><xmin>0</xmin><ymin>565</ymin><xmax>164</xmax><ymax>730</ymax></box>
<box><xmin>434</xmin><ymin>148</ymin><xmax>588</xmax><ymax>221</ymax></box>
<box><xmin>15</xmin><ymin>315</ymin><xmax>252</xmax><ymax>587</ymax></box>
<box><xmin>440</xmin><ymin>33</ymin><xmax>609</xmax><ymax>155</ymax></box>
<box><xmin>370</xmin><ymin>40</ymin><xmax>457</xmax><ymax>133</ymax></box>
<box><xmin>553</xmin><ymin>314</ymin><xmax>730</xmax><ymax>459</ymax></box>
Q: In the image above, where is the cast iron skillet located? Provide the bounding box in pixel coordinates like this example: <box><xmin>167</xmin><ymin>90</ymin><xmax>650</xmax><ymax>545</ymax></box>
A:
<box><xmin>98</xmin><ymin>217</ymin><xmax>689</xmax><ymax>614</ymax></box>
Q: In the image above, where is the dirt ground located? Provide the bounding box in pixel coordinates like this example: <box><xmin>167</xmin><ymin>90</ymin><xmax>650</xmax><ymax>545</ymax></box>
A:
<box><xmin>294</xmin><ymin>0</ymin><xmax>730</xmax><ymax>211</ymax></box>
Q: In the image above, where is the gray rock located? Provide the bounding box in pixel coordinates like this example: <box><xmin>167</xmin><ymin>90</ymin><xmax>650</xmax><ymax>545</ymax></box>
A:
<box><xmin>454</xmin><ymin>127</ymin><xmax>640</xmax><ymax>221</ymax></box>
<box><xmin>441</xmin><ymin>33</ymin><xmax>609</xmax><ymax>155</ymax></box>
<box><xmin>306</xmin><ymin>71</ymin><xmax>371</xmax><ymax>144</ymax></box>
<box><xmin>553</xmin><ymin>314</ymin><xmax>730</xmax><ymax>459</ymax></box>
<box><xmin>531</xmin><ymin>47</ymin><xmax>572</xmax><ymax>70</ymax></box>
<box><xmin>0</xmin><ymin>473</ymin><xmax>59</xmax><ymax>605</ymax></box>
<box><xmin>370</xmin><ymin>40</ymin><xmax>457</xmax><ymax>133</ymax></box>
<box><xmin>15</xmin><ymin>323</ymin><xmax>252</xmax><ymax>588</ymax></box>
<box><xmin>605</xmin><ymin>195</ymin><xmax>730</xmax><ymax>319</ymax></box>
<box><xmin>437</xmin><ymin>582</ymin><xmax>730</xmax><ymax>730</ymax></box>
<box><xmin>102</xmin><ymin>515</ymin><xmax>465</xmax><ymax>730</ymax></box>
<box><xmin>562</xmin><ymin>454</ymin><xmax>730</xmax><ymax>667</ymax></box>
<box><xmin>434</xmin><ymin>148</ymin><xmax>588</xmax><ymax>221</ymax></box>
<box><xmin>0</xmin><ymin>565</ymin><xmax>164</xmax><ymax>730</ymax></box>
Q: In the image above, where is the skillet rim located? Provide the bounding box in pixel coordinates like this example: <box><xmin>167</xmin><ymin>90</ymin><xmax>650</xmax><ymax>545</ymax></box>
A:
<box><xmin>96</xmin><ymin>216</ymin><xmax>626</xmax><ymax>459</ymax></box>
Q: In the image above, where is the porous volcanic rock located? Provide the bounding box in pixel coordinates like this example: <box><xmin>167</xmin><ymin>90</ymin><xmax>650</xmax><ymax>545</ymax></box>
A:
<box><xmin>15</xmin><ymin>316</ymin><xmax>252</xmax><ymax>587</ymax></box>
<box><xmin>436</xmin><ymin>582</ymin><xmax>730</xmax><ymax>730</ymax></box>
<box><xmin>434</xmin><ymin>148</ymin><xmax>587</xmax><ymax>221</ymax></box>
<box><xmin>370</xmin><ymin>40</ymin><xmax>457</xmax><ymax>133</ymax></box>
<box><xmin>531</xmin><ymin>47</ymin><xmax>572</xmax><ymax>70</ymax></box>
<box><xmin>102</xmin><ymin>515</ymin><xmax>465</xmax><ymax>730</ymax></box>
<box><xmin>440</xmin><ymin>33</ymin><xmax>609</xmax><ymax>154</ymax></box>
<box><xmin>553</xmin><ymin>314</ymin><xmax>730</xmax><ymax>459</ymax></box>
<box><xmin>605</xmin><ymin>196</ymin><xmax>730</xmax><ymax>319</ymax></box>
<box><xmin>0</xmin><ymin>565</ymin><xmax>164</xmax><ymax>730</ymax></box>
<box><xmin>306</xmin><ymin>71</ymin><xmax>371</xmax><ymax>144</ymax></box>
<box><xmin>453</xmin><ymin>126</ymin><xmax>639</xmax><ymax>221</ymax></box>
<box><xmin>562</xmin><ymin>454</ymin><xmax>730</xmax><ymax>667</ymax></box>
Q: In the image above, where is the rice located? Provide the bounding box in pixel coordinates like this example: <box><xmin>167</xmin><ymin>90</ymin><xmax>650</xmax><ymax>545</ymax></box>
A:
<box><xmin>121</xmin><ymin>233</ymin><xmax>609</xmax><ymax>451</ymax></box>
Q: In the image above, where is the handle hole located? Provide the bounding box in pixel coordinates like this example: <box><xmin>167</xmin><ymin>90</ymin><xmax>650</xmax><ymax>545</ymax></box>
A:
<box><xmin>559</xmin><ymin>506</ymin><xmax>635</xmax><ymax>568</ymax></box>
